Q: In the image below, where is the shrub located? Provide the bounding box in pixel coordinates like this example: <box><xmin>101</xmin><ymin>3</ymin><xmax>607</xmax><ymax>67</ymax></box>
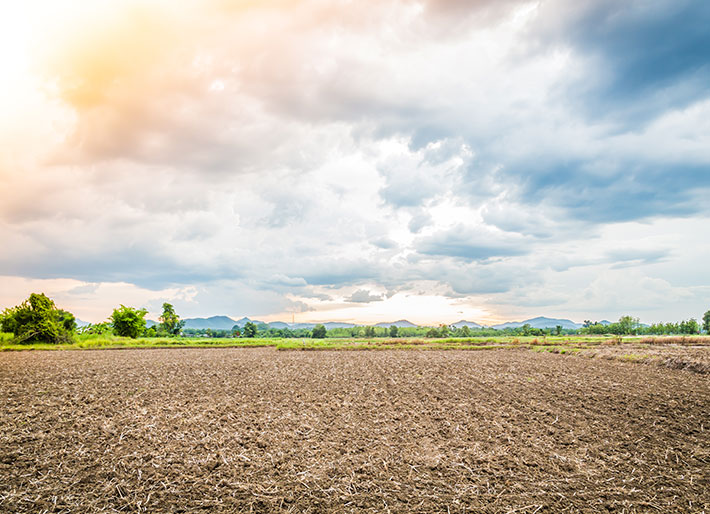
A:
<box><xmin>242</xmin><ymin>322</ymin><xmax>257</xmax><ymax>338</ymax></box>
<box><xmin>0</xmin><ymin>293</ymin><xmax>75</xmax><ymax>344</ymax></box>
<box><xmin>110</xmin><ymin>305</ymin><xmax>148</xmax><ymax>338</ymax></box>
<box><xmin>312</xmin><ymin>324</ymin><xmax>327</xmax><ymax>339</ymax></box>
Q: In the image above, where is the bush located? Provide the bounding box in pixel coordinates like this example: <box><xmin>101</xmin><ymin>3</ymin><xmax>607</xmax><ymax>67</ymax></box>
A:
<box><xmin>0</xmin><ymin>293</ymin><xmax>75</xmax><ymax>344</ymax></box>
<box><xmin>312</xmin><ymin>324</ymin><xmax>327</xmax><ymax>339</ymax></box>
<box><xmin>110</xmin><ymin>305</ymin><xmax>148</xmax><ymax>338</ymax></box>
<box><xmin>159</xmin><ymin>303</ymin><xmax>184</xmax><ymax>336</ymax></box>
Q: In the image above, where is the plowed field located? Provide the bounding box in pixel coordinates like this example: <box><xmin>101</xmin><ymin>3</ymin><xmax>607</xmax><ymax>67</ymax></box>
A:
<box><xmin>1</xmin><ymin>348</ymin><xmax>708</xmax><ymax>513</ymax></box>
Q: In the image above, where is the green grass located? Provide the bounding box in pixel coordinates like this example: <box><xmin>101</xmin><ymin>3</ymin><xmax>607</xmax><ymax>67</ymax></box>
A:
<box><xmin>530</xmin><ymin>345</ymin><xmax>585</xmax><ymax>355</ymax></box>
<box><xmin>0</xmin><ymin>334</ymin><xmax>277</xmax><ymax>351</ymax></box>
<box><xmin>0</xmin><ymin>333</ymin><xmax>525</xmax><ymax>352</ymax></box>
<box><xmin>1</xmin><ymin>332</ymin><xmax>700</xmax><ymax>353</ymax></box>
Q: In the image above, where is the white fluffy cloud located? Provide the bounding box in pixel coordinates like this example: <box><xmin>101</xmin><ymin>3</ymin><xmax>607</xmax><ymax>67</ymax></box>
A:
<box><xmin>1</xmin><ymin>0</ymin><xmax>709</xmax><ymax>324</ymax></box>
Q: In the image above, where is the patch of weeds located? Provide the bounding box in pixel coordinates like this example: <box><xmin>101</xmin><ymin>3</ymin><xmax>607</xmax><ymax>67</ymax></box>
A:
<box><xmin>619</xmin><ymin>353</ymin><xmax>647</xmax><ymax>362</ymax></box>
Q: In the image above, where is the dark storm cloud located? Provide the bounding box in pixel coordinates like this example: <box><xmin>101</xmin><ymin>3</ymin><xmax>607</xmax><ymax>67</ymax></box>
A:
<box><xmin>536</xmin><ymin>0</ymin><xmax>710</xmax><ymax>125</ymax></box>
<box><xmin>503</xmin><ymin>161</ymin><xmax>710</xmax><ymax>224</ymax></box>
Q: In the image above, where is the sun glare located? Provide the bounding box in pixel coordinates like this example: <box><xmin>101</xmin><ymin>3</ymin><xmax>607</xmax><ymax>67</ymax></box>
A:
<box><xmin>0</xmin><ymin>1</ymin><xmax>162</xmax><ymax>94</ymax></box>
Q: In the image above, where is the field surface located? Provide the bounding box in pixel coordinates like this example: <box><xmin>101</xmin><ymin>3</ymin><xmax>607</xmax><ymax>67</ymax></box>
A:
<box><xmin>1</xmin><ymin>348</ymin><xmax>708</xmax><ymax>513</ymax></box>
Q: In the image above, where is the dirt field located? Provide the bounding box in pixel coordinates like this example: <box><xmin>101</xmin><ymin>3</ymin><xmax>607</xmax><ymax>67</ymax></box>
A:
<box><xmin>1</xmin><ymin>349</ymin><xmax>708</xmax><ymax>513</ymax></box>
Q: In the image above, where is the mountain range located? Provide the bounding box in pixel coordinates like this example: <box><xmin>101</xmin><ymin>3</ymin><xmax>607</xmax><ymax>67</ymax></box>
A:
<box><xmin>173</xmin><ymin>315</ymin><xmax>584</xmax><ymax>331</ymax></box>
<box><xmin>79</xmin><ymin>315</ymin><xmax>590</xmax><ymax>331</ymax></box>
<box><xmin>490</xmin><ymin>316</ymin><xmax>582</xmax><ymax>330</ymax></box>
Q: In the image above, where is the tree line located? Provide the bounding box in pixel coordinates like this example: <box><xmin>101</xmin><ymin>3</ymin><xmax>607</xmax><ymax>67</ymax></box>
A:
<box><xmin>2</xmin><ymin>292</ymin><xmax>710</xmax><ymax>344</ymax></box>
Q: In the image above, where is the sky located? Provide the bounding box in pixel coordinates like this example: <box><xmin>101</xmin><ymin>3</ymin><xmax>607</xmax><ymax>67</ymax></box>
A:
<box><xmin>1</xmin><ymin>0</ymin><xmax>709</xmax><ymax>325</ymax></box>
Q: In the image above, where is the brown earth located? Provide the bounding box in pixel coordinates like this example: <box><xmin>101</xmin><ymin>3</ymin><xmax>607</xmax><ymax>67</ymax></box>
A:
<box><xmin>1</xmin><ymin>348</ymin><xmax>708</xmax><ymax>513</ymax></box>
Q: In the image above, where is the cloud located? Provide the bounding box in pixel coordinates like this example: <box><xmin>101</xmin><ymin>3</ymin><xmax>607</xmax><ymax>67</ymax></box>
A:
<box><xmin>347</xmin><ymin>289</ymin><xmax>384</xmax><ymax>303</ymax></box>
<box><xmin>532</xmin><ymin>0</ymin><xmax>710</xmax><ymax>125</ymax></box>
<box><xmin>66</xmin><ymin>283</ymin><xmax>100</xmax><ymax>296</ymax></box>
<box><xmin>1</xmin><ymin>0</ymin><xmax>709</xmax><ymax>325</ymax></box>
<box><xmin>416</xmin><ymin>225</ymin><xmax>529</xmax><ymax>261</ymax></box>
<box><xmin>607</xmin><ymin>248</ymin><xmax>671</xmax><ymax>268</ymax></box>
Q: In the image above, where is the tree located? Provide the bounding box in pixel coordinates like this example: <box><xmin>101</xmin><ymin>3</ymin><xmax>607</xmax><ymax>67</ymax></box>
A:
<box><xmin>312</xmin><ymin>324</ymin><xmax>327</xmax><ymax>338</ymax></box>
<box><xmin>0</xmin><ymin>293</ymin><xmax>75</xmax><ymax>344</ymax></box>
<box><xmin>679</xmin><ymin>318</ymin><xmax>699</xmax><ymax>335</ymax></box>
<box><xmin>555</xmin><ymin>325</ymin><xmax>563</xmax><ymax>336</ymax></box>
<box><xmin>364</xmin><ymin>326</ymin><xmax>376</xmax><ymax>337</ymax></box>
<box><xmin>703</xmin><ymin>310</ymin><xmax>710</xmax><ymax>334</ymax></box>
<box><xmin>77</xmin><ymin>322</ymin><xmax>112</xmax><ymax>336</ymax></box>
<box><xmin>110</xmin><ymin>305</ymin><xmax>148</xmax><ymax>338</ymax></box>
<box><xmin>159</xmin><ymin>302</ymin><xmax>184</xmax><ymax>335</ymax></box>
<box><xmin>617</xmin><ymin>315</ymin><xmax>640</xmax><ymax>335</ymax></box>
<box><xmin>243</xmin><ymin>322</ymin><xmax>257</xmax><ymax>338</ymax></box>
<box><xmin>459</xmin><ymin>325</ymin><xmax>471</xmax><ymax>337</ymax></box>
<box><xmin>389</xmin><ymin>325</ymin><xmax>399</xmax><ymax>338</ymax></box>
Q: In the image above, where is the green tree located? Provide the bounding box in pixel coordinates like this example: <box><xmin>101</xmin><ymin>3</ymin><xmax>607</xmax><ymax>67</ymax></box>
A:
<box><xmin>243</xmin><ymin>322</ymin><xmax>257</xmax><ymax>338</ymax></box>
<box><xmin>389</xmin><ymin>325</ymin><xmax>399</xmax><ymax>338</ymax></box>
<box><xmin>77</xmin><ymin>322</ymin><xmax>112</xmax><ymax>335</ymax></box>
<box><xmin>159</xmin><ymin>302</ymin><xmax>184</xmax><ymax>335</ymax></box>
<box><xmin>110</xmin><ymin>305</ymin><xmax>148</xmax><ymax>338</ymax></box>
<box><xmin>459</xmin><ymin>325</ymin><xmax>471</xmax><ymax>337</ymax></box>
<box><xmin>0</xmin><ymin>293</ymin><xmax>75</xmax><ymax>344</ymax></box>
<box><xmin>679</xmin><ymin>318</ymin><xmax>699</xmax><ymax>335</ymax></box>
<box><xmin>425</xmin><ymin>327</ymin><xmax>439</xmax><ymax>338</ymax></box>
<box><xmin>364</xmin><ymin>326</ymin><xmax>376</xmax><ymax>337</ymax></box>
<box><xmin>617</xmin><ymin>315</ymin><xmax>640</xmax><ymax>335</ymax></box>
<box><xmin>555</xmin><ymin>325</ymin><xmax>563</xmax><ymax>336</ymax></box>
<box><xmin>703</xmin><ymin>310</ymin><xmax>710</xmax><ymax>334</ymax></box>
<box><xmin>312</xmin><ymin>324</ymin><xmax>327</xmax><ymax>338</ymax></box>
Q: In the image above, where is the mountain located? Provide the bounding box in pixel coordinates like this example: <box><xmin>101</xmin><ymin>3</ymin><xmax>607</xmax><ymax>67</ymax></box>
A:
<box><xmin>451</xmin><ymin>320</ymin><xmax>484</xmax><ymax>329</ymax></box>
<box><xmin>492</xmin><ymin>316</ymin><xmax>582</xmax><ymax>330</ymax></box>
<box><xmin>232</xmin><ymin>317</ymin><xmax>252</xmax><ymax>327</ymax></box>
<box><xmin>288</xmin><ymin>322</ymin><xmax>317</xmax><ymax>330</ymax></box>
<box><xmin>75</xmin><ymin>319</ymin><xmax>91</xmax><ymax>328</ymax></box>
<box><xmin>183</xmin><ymin>316</ymin><xmax>238</xmax><ymax>330</ymax></box>
<box><xmin>323</xmin><ymin>322</ymin><xmax>356</xmax><ymax>329</ymax></box>
<box><xmin>374</xmin><ymin>320</ymin><xmax>418</xmax><ymax>328</ymax></box>
<box><xmin>266</xmin><ymin>321</ymin><xmax>290</xmax><ymax>329</ymax></box>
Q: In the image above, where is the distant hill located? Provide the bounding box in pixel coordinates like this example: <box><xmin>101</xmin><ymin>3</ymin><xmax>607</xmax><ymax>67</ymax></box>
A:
<box><xmin>374</xmin><ymin>320</ymin><xmax>417</xmax><ymax>328</ymax></box>
<box><xmin>323</xmin><ymin>322</ymin><xmax>356</xmax><ymax>329</ymax></box>
<box><xmin>451</xmin><ymin>320</ymin><xmax>484</xmax><ymax>329</ymax></box>
<box><xmin>492</xmin><ymin>316</ymin><xmax>582</xmax><ymax>330</ymax></box>
<box><xmin>183</xmin><ymin>316</ymin><xmax>238</xmax><ymax>330</ymax></box>
<box><xmin>286</xmin><ymin>322</ymin><xmax>316</xmax><ymax>330</ymax></box>
<box><xmin>267</xmin><ymin>321</ymin><xmax>290</xmax><ymax>329</ymax></box>
<box><xmin>231</xmin><ymin>317</ymin><xmax>253</xmax><ymax>327</ymax></box>
<box><xmin>176</xmin><ymin>315</ymin><xmax>587</xmax><ymax>332</ymax></box>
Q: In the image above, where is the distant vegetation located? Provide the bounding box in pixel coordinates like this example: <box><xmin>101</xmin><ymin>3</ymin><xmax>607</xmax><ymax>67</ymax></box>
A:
<box><xmin>0</xmin><ymin>293</ymin><xmax>75</xmax><ymax>344</ymax></box>
<box><xmin>1</xmin><ymin>292</ymin><xmax>710</xmax><ymax>347</ymax></box>
<box><xmin>580</xmin><ymin>315</ymin><xmax>701</xmax><ymax>336</ymax></box>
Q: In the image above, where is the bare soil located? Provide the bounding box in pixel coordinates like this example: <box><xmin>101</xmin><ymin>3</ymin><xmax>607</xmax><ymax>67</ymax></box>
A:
<box><xmin>1</xmin><ymin>348</ymin><xmax>708</xmax><ymax>513</ymax></box>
